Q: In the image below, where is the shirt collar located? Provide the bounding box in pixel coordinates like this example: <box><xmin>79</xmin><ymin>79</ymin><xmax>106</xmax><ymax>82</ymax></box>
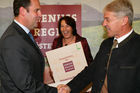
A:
<box><xmin>114</xmin><ymin>29</ymin><xmax>133</xmax><ymax>44</ymax></box>
<box><xmin>14</xmin><ymin>19</ymin><xmax>30</xmax><ymax>34</ymax></box>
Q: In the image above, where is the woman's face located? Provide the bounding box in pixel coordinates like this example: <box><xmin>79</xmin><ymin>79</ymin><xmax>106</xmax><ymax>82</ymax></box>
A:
<box><xmin>60</xmin><ymin>20</ymin><xmax>73</xmax><ymax>39</ymax></box>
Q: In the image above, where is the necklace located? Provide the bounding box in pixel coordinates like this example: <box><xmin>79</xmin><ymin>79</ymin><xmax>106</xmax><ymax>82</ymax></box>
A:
<box><xmin>63</xmin><ymin>36</ymin><xmax>75</xmax><ymax>46</ymax></box>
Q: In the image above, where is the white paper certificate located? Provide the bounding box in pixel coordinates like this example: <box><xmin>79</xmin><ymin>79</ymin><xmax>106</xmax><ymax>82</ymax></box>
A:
<box><xmin>46</xmin><ymin>42</ymin><xmax>88</xmax><ymax>83</ymax></box>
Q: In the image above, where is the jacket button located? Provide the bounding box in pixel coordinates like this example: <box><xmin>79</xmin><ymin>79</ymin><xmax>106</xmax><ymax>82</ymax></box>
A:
<box><xmin>101</xmin><ymin>80</ymin><xmax>104</xmax><ymax>82</ymax></box>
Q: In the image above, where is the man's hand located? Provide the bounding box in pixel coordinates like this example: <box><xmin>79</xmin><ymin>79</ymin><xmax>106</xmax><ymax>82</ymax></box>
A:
<box><xmin>57</xmin><ymin>84</ymin><xmax>71</xmax><ymax>93</ymax></box>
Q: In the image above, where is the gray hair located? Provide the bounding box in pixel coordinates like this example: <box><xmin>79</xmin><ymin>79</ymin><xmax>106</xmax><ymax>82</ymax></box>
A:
<box><xmin>104</xmin><ymin>0</ymin><xmax>133</xmax><ymax>26</ymax></box>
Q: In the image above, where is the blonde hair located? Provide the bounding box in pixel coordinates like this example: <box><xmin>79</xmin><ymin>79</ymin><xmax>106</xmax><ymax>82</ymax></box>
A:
<box><xmin>104</xmin><ymin>0</ymin><xmax>133</xmax><ymax>26</ymax></box>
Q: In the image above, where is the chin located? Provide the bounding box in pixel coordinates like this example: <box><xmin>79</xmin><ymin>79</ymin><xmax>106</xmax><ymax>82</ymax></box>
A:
<box><xmin>63</xmin><ymin>35</ymin><xmax>69</xmax><ymax>38</ymax></box>
<box><xmin>107</xmin><ymin>34</ymin><xmax>113</xmax><ymax>38</ymax></box>
<box><xmin>30</xmin><ymin>25</ymin><xmax>37</xmax><ymax>30</ymax></box>
<box><xmin>34</xmin><ymin>24</ymin><xmax>38</xmax><ymax>28</ymax></box>
<box><xmin>64</xmin><ymin>36</ymin><xmax>70</xmax><ymax>39</ymax></box>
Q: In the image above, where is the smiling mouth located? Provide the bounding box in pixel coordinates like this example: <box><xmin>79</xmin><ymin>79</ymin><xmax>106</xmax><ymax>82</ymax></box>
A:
<box><xmin>63</xmin><ymin>31</ymin><xmax>69</xmax><ymax>35</ymax></box>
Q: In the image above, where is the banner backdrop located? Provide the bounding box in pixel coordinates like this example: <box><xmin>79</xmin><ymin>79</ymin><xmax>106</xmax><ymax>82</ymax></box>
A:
<box><xmin>31</xmin><ymin>5</ymin><xmax>81</xmax><ymax>56</ymax></box>
<box><xmin>31</xmin><ymin>5</ymin><xmax>81</xmax><ymax>84</ymax></box>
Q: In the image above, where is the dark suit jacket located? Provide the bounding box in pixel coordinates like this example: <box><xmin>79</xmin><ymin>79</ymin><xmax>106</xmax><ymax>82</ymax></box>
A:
<box><xmin>52</xmin><ymin>34</ymin><xmax>93</xmax><ymax>65</ymax></box>
<box><xmin>0</xmin><ymin>22</ymin><xmax>57</xmax><ymax>93</ymax></box>
<box><xmin>67</xmin><ymin>31</ymin><xmax>140</xmax><ymax>93</ymax></box>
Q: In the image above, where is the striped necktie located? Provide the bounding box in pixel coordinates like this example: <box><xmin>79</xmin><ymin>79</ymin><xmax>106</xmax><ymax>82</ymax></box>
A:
<box><xmin>28</xmin><ymin>32</ymin><xmax>35</xmax><ymax>42</ymax></box>
<box><xmin>111</xmin><ymin>39</ymin><xmax>118</xmax><ymax>49</ymax></box>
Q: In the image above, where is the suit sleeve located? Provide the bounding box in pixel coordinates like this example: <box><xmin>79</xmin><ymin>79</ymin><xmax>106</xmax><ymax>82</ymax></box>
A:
<box><xmin>1</xmin><ymin>36</ymin><xmax>57</xmax><ymax>93</ymax></box>
<box><xmin>67</xmin><ymin>61</ymin><xmax>95</xmax><ymax>93</ymax></box>
<box><xmin>67</xmin><ymin>39</ymin><xmax>107</xmax><ymax>93</ymax></box>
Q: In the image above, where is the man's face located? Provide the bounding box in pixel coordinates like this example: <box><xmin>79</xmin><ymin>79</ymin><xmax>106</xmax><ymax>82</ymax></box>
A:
<box><xmin>102</xmin><ymin>11</ymin><xmax>123</xmax><ymax>38</ymax></box>
<box><xmin>25</xmin><ymin>0</ymin><xmax>42</xmax><ymax>30</ymax></box>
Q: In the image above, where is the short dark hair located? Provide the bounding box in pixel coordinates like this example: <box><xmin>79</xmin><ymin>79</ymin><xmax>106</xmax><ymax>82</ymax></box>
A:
<box><xmin>58</xmin><ymin>16</ymin><xmax>77</xmax><ymax>37</ymax></box>
<box><xmin>13</xmin><ymin>0</ymin><xmax>31</xmax><ymax>17</ymax></box>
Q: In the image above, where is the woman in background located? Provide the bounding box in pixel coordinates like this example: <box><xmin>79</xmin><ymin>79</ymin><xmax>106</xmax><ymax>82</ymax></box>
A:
<box><xmin>45</xmin><ymin>16</ymin><xmax>93</xmax><ymax>87</ymax></box>
<box><xmin>52</xmin><ymin>16</ymin><xmax>93</xmax><ymax>65</ymax></box>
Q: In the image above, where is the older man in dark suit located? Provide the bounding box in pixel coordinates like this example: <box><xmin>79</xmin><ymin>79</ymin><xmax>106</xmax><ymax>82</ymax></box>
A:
<box><xmin>57</xmin><ymin>0</ymin><xmax>140</xmax><ymax>93</ymax></box>
<box><xmin>0</xmin><ymin>0</ymin><xmax>57</xmax><ymax>93</ymax></box>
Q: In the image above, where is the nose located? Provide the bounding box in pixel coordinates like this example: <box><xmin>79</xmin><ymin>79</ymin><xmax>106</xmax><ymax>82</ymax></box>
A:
<box><xmin>38</xmin><ymin>10</ymin><xmax>42</xmax><ymax>18</ymax></box>
<box><xmin>64</xmin><ymin>26</ymin><xmax>67</xmax><ymax>31</ymax></box>
<box><xmin>37</xmin><ymin>11</ymin><xmax>42</xmax><ymax>22</ymax></box>
<box><xmin>62</xmin><ymin>26</ymin><xmax>67</xmax><ymax>31</ymax></box>
<box><xmin>102</xmin><ymin>20</ymin><xmax>106</xmax><ymax>26</ymax></box>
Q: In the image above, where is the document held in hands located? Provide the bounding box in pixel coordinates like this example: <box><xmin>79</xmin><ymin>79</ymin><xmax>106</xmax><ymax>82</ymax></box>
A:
<box><xmin>46</xmin><ymin>42</ymin><xmax>88</xmax><ymax>83</ymax></box>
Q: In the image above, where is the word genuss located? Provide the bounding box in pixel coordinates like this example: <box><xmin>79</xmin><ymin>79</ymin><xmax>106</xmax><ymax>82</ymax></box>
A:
<box><xmin>34</xmin><ymin>14</ymin><xmax>77</xmax><ymax>37</ymax></box>
<box><xmin>41</xmin><ymin>14</ymin><xmax>77</xmax><ymax>23</ymax></box>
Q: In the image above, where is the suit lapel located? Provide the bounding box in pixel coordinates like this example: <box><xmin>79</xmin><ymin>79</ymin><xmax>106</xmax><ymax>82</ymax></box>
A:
<box><xmin>12</xmin><ymin>22</ymin><xmax>44</xmax><ymax>58</ymax></box>
<box><xmin>118</xmin><ymin>31</ymin><xmax>136</xmax><ymax>47</ymax></box>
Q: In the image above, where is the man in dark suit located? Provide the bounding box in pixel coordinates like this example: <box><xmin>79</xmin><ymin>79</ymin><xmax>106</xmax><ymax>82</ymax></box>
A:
<box><xmin>0</xmin><ymin>0</ymin><xmax>57</xmax><ymax>93</ymax></box>
<box><xmin>57</xmin><ymin>0</ymin><xmax>140</xmax><ymax>93</ymax></box>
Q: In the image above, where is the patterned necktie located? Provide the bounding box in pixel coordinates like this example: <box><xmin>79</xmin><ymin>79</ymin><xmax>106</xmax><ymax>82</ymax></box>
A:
<box><xmin>107</xmin><ymin>39</ymin><xmax>118</xmax><ymax>70</ymax></box>
<box><xmin>101</xmin><ymin>39</ymin><xmax>118</xmax><ymax>93</ymax></box>
<box><xmin>111</xmin><ymin>39</ymin><xmax>118</xmax><ymax>49</ymax></box>
<box><xmin>28</xmin><ymin>32</ymin><xmax>35</xmax><ymax>42</ymax></box>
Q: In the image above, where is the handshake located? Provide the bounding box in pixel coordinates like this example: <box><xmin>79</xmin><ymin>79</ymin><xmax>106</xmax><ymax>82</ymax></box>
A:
<box><xmin>57</xmin><ymin>84</ymin><xmax>71</xmax><ymax>93</ymax></box>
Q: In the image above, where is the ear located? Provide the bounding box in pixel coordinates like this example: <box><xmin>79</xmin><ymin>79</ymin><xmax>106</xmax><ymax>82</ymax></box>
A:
<box><xmin>19</xmin><ymin>7</ymin><xmax>27</xmax><ymax>16</ymax></box>
<box><xmin>122</xmin><ymin>16</ymin><xmax>129</xmax><ymax>26</ymax></box>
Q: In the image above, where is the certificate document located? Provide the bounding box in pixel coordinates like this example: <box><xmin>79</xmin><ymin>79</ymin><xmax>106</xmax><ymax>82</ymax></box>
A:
<box><xmin>46</xmin><ymin>42</ymin><xmax>88</xmax><ymax>83</ymax></box>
